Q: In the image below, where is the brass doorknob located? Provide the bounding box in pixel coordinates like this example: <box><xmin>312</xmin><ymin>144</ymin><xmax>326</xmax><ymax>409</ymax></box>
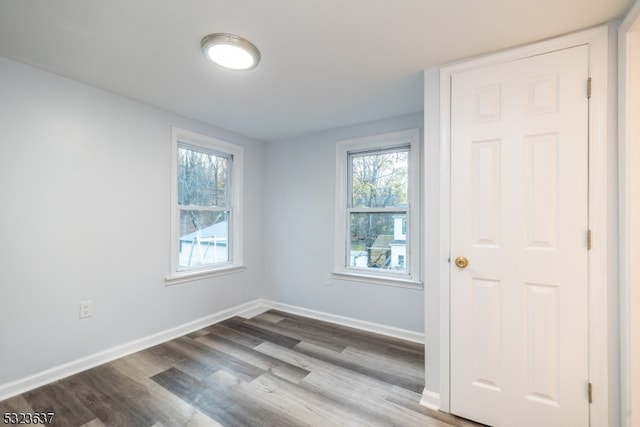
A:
<box><xmin>454</xmin><ymin>256</ymin><xmax>469</xmax><ymax>269</ymax></box>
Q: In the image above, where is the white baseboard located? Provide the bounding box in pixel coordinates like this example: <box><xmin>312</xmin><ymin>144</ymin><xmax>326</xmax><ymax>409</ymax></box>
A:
<box><xmin>0</xmin><ymin>299</ymin><xmax>263</xmax><ymax>402</ymax></box>
<box><xmin>236</xmin><ymin>303</ymin><xmax>271</xmax><ymax>319</ymax></box>
<box><xmin>260</xmin><ymin>299</ymin><xmax>424</xmax><ymax>344</ymax></box>
<box><xmin>420</xmin><ymin>388</ymin><xmax>441</xmax><ymax>411</ymax></box>
<box><xmin>0</xmin><ymin>298</ymin><xmax>424</xmax><ymax>401</ymax></box>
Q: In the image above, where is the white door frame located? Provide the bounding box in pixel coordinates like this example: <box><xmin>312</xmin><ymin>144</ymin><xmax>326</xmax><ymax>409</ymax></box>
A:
<box><xmin>435</xmin><ymin>25</ymin><xmax>611</xmax><ymax>425</ymax></box>
<box><xmin>619</xmin><ymin>2</ymin><xmax>640</xmax><ymax>426</ymax></box>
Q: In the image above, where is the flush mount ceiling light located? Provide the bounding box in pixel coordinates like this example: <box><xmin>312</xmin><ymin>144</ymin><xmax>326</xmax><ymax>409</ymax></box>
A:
<box><xmin>200</xmin><ymin>33</ymin><xmax>261</xmax><ymax>71</ymax></box>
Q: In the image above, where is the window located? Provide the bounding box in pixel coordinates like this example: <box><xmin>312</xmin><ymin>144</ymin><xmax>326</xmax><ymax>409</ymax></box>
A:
<box><xmin>334</xmin><ymin>128</ymin><xmax>421</xmax><ymax>287</ymax></box>
<box><xmin>167</xmin><ymin>127</ymin><xmax>244</xmax><ymax>283</ymax></box>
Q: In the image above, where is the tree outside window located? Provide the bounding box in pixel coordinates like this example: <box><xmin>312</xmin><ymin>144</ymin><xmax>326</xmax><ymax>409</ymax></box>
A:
<box><xmin>177</xmin><ymin>144</ymin><xmax>231</xmax><ymax>269</ymax></box>
<box><xmin>348</xmin><ymin>147</ymin><xmax>409</xmax><ymax>271</ymax></box>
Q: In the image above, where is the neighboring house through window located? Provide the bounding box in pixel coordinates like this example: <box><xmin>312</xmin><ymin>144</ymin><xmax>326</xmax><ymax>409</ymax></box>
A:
<box><xmin>167</xmin><ymin>127</ymin><xmax>244</xmax><ymax>283</ymax></box>
<box><xmin>333</xmin><ymin>128</ymin><xmax>421</xmax><ymax>287</ymax></box>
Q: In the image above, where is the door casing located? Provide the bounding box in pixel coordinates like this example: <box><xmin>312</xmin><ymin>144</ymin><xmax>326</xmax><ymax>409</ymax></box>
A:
<box><xmin>426</xmin><ymin>25</ymin><xmax>612</xmax><ymax>426</ymax></box>
<box><xmin>619</xmin><ymin>2</ymin><xmax>640</xmax><ymax>425</ymax></box>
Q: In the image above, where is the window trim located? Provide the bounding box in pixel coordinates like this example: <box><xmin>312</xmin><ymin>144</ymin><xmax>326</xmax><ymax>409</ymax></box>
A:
<box><xmin>166</xmin><ymin>127</ymin><xmax>244</xmax><ymax>284</ymax></box>
<box><xmin>333</xmin><ymin>128</ymin><xmax>422</xmax><ymax>288</ymax></box>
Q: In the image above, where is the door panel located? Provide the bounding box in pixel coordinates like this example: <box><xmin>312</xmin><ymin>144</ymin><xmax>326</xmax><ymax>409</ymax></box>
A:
<box><xmin>450</xmin><ymin>45</ymin><xmax>589</xmax><ymax>427</ymax></box>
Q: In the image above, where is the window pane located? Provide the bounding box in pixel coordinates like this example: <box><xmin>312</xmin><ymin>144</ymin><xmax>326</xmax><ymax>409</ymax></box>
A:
<box><xmin>178</xmin><ymin>145</ymin><xmax>228</xmax><ymax>207</ymax></box>
<box><xmin>178</xmin><ymin>210</ymin><xmax>229</xmax><ymax>269</ymax></box>
<box><xmin>350</xmin><ymin>149</ymin><xmax>408</xmax><ymax>208</ymax></box>
<box><xmin>349</xmin><ymin>212</ymin><xmax>407</xmax><ymax>272</ymax></box>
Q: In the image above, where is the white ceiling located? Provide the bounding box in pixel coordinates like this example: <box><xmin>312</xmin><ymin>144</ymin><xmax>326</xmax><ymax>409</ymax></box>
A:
<box><xmin>0</xmin><ymin>0</ymin><xmax>633</xmax><ymax>141</ymax></box>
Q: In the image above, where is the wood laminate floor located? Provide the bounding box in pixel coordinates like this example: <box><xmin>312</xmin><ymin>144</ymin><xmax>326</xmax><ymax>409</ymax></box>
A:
<box><xmin>0</xmin><ymin>310</ymin><xmax>483</xmax><ymax>427</ymax></box>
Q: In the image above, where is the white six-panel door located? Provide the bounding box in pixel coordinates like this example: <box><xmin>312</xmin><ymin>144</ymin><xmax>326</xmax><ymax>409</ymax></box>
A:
<box><xmin>450</xmin><ymin>45</ymin><xmax>590</xmax><ymax>427</ymax></box>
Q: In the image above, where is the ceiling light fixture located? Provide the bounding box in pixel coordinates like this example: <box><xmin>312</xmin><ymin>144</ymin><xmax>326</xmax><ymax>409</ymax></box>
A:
<box><xmin>200</xmin><ymin>33</ymin><xmax>261</xmax><ymax>71</ymax></box>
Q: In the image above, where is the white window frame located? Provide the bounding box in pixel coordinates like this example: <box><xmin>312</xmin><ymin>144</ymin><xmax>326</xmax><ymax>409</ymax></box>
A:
<box><xmin>166</xmin><ymin>127</ymin><xmax>244</xmax><ymax>284</ymax></box>
<box><xmin>333</xmin><ymin>128</ymin><xmax>421</xmax><ymax>288</ymax></box>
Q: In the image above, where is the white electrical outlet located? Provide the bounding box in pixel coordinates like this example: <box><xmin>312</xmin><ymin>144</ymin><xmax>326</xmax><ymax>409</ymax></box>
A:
<box><xmin>79</xmin><ymin>300</ymin><xmax>93</xmax><ymax>319</ymax></box>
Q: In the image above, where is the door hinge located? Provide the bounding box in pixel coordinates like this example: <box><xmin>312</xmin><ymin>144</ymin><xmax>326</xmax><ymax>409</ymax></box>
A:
<box><xmin>587</xmin><ymin>229</ymin><xmax>592</xmax><ymax>250</ymax></box>
<box><xmin>587</xmin><ymin>77</ymin><xmax>592</xmax><ymax>99</ymax></box>
<box><xmin>588</xmin><ymin>382</ymin><xmax>593</xmax><ymax>403</ymax></box>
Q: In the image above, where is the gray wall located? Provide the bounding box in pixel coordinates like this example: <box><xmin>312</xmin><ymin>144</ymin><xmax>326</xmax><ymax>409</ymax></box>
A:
<box><xmin>262</xmin><ymin>113</ymin><xmax>425</xmax><ymax>333</ymax></box>
<box><xmin>0</xmin><ymin>56</ymin><xmax>265</xmax><ymax>385</ymax></box>
<box><xmin>0</xmin><ymin>54</ymin><xmax>426</xmax><ymax>392</ymax></box>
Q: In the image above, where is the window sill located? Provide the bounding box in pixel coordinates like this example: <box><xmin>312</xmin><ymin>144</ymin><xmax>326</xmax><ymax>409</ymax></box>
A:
<box><xmin>165</xmin><ymin>265</ymin><xmax>246</xmax><ymax>285</ymax></box>
<box><xmin>331</xmin><ymin>270</ymin><xmax>423</xmax><ymax>289</ymax></box>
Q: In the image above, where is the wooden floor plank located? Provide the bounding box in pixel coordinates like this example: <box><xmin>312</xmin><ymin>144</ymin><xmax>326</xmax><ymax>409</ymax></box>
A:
<box><xmin>341</xmin><ymin>344</ymin><xmax>424</xmax><ymax>383</ymax></box>
<box><xmin>204</xmin><ymin>370</ymin><xmax>304</xmax><ymax>427</ymax></box>
<box><xmin>218</xmin><ymin>317</ymin><xmax>301</xmax><ymax>348</ymax></box>
<box><xmin>294</xmin><ymin>341</ymin><xmax>425</xmax><ymax>393</ymax></box>
<box><xmin>153</xmin><ymin>367</ymin><xmax>301</xmax><ymax>427</ymax></box>
<box><xmin>245</xmin><ymin>316</ymin><xmax>348</xmax><ymax>353</ymax></box>
<box><xmin>195</xmin><ymin>333</ymin><xmax>310</xmax><ymax>383</ymax></box>
<box><xmin>202</xmin><ymin>323</ymin><xmax>264</xmax><ymax>348</ymax></box>
<box><xmin>268</xmin><ymin>309</ymin><xmax>424</xmax><ymax>354</ymax></box>
<box><xmin>252</xmin><ymin>340</ymin><xmax>450</xmax><ymax>426</ymax></box>
<box><xmin>116</xmin><ymin>350</ymin><xmax>174</xmax><ymax>379</ymax></box>
<box><xmin>150</xmin><ymin>341</ymin><xmax>217</xmax><ymax>381</ymax></box>
<box><xmin>251</xmin><ymin>311</ymin><xmax>285</xmax><ymax>324</ymax></box>
<box><xmin>297</xmin><ymin>370</ymin><xmax>449</xmax><ymax>427</ymax></box>
<box><xmin>79</xmin><ymin>419</ymin><xmax>107</xmax><ymax>427</ymax></box>
<box><xmin>22</xmin><ymin>381</ymin><xmax>97</xmax><ymax>426</ymax></box>
<box><xmin>0</xmin><ymin>394</ymin><xmax>34</xmax><ymax>415</ymax></box>
<box><xmin>243</xmin><ymin>371</ymin><xmax>379</xmax><ymax>427</ymax></box>
<box><xmin>59</xmin><ymin>366</ymin><xmax>157</xmax><ymax>427</ymax></box>
<box><xmin>254</xmin><ymin>341</ymin><xmax>396</xmax><ymax>399</ymax></box>
<box><xmin>109</xmin><ymin>357</ymin><xmax>222</xmax><ymax>427</ymax></box>
<box><xmin>165</xmin><ymin>336</ymin><xmax>265</xmax><ymax>383</ymax></box>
